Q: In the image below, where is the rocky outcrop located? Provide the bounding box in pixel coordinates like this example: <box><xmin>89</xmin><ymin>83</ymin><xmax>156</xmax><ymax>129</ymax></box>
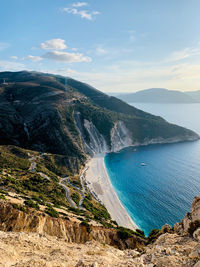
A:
<box><xmin>0</xmin><ymin>197</ymin><xmax>200</xmax><ymax>267</ymax></box>
<box><xmin>134</xmin><ymin>197</ymin><xmax>200</xmax><ymax>266</ymax></box>
<box><xmin>174</xmin><ymin>196</ymin><xmax>200</xmax><ymax>237</ymax></box>
<box><xmin>83</xmin><ymin>119</ymin><xmax>107</xmax><ymax>156</ymax></box>
<box><xmin>75</xmin><ymin>115</ymin><xmax>134</xmax><ymax>156</ymax></box>
<box><xmin>0</xmin><ymin>232</ymin><xmax>142</xmax><ymax>267</ymax></box>
<box><xmin>0</xmin><ymin>201</ymin><xmax>145</xmax><ymax>250</ymax></box>
<box><xmin>110</xmin><ymin>121</ymin><xmax>133</xmax><ymax>152</ymax></box>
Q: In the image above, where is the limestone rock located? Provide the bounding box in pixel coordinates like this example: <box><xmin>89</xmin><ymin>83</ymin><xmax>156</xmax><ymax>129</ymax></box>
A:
<box><xmin>194</xmin><ymin>261</ymin><xmax>200</xmax><ymax>267</ymax></box>
<box><xmin>75</xmin><ymin>260</ymin><xmax>86</xmax><ymax>267</ymax></box>
<box><xmin>193</xmin><ymin>228</ymin><xmax>200</xmax><ymax>241</ymax></box>
<box><xmin>182</xmin><ymin>197</ymin><xmax>200</xmax><ymax>232</ymax></box>
<box><xmin>174</xmin><ymin>222</ymin><xmax>183</xmax><ymax>234</ymax></box>
<box><xmin>160</xmin><ymin>224</ymin><xmax>172</xmax><ymax>234</ymax></box>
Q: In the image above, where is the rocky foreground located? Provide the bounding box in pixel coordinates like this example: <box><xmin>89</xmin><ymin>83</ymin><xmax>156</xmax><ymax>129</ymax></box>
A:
<box><xmin>0</xmin><ymin>197</ymin><xmax>199</xmax><ymax>267</ymax></box>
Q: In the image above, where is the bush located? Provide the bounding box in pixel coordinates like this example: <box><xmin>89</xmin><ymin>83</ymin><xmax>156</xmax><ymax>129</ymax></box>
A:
<box><xmin>24</xmin><ymin>199</ymin><xmax>40</xmax><ymax>210</ymax></box>
<box><xmin>31</xmin><ymin>195</ymin><xmax>45</xmax><ymax>205</ymax></box>
<box><xmin>83</xmin><ymin>198</ymin><xmax>110</xmax><ymax>220</ymax></box>
<box><xmin>148</xmin><ymin>228</ymin><xmax>161</xmax><ymax>243</ymax></box>
<box><xmin>100</xmin><ymin>221</ymin><xmax>114</xmax><ymax>229</ymax></box>
<box><xmin>135</xmin><ymin>229</ymin><xmax>145</xmax><ymax>238</ymax></box>
<box><xmin>45</xmin><ymin>206</ymin><xmax>59</xmax><ymax>218</ymax></box>
<box><xmin>11</xmin><ymin>203</ymin><xmax>26</xmax><ymax>212</ymax></box>
<box><xmin>0</xmin><ymin>194</ymin><xmax>6</xmax><ymax>200</ymax></box>
<box><xmin>85</xmin><ymin>194</ymin><xmax>92</xmax><ymax>201</ymax></box>
<box><xmin>117</xmin><ymin>227</ymin><xmax>134</xmax><ymax>240</ymax></box>
<box><xmin>71</xmin><ymin>192</ymin><xmax>80</xmax><ymax>205</ymax></box>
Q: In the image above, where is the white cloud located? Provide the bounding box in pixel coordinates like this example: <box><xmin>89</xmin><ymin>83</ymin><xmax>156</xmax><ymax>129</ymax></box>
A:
<box><xmin>0</xmin><ymin>42</ymin><xmax>10</xmax><ymax>51</ymax></box>
<box><xmin>72</xmin><ymin>2</ymin><xmax>88</xmax><ymax>7</ymax></box>
<box><xmin>62</xmin><ymin>7</ymin><xmax>100</xmax><ymax>20</ymax></box>
<box><xmin>166</xmin><ymin>46</ymin><xmax>200</xmax><ymax>62</ymax></box>
<box><xmin>96</xmin><ymin>46</ymin><xmax>108</xmax><ymax>56</ymax></box>
<box><xmin>42</xmin><ymin>51</ymin><xmax>92</xmax><ymax>63</ymax></box>
<box><xmin>0</xmin><ymin>60</ymin><xmax>25</xmax><ymax>71</ymax></box>
<box><xmin>40</xmin><ymin>39</ymin><xmax>67</xmax><ymax>50</ymax></box>
<box><xmin>10</xmin><ymin>56</ymin><xmax>18</xmax><ymax>60</ymax></box>
<box><xmin>26</xmin><ymin>55</ymin><xmax>43</xmax><ymax>62</ymax></box>
<box><xmin>47</xmin><ymin>60</ymin><xmax>200</xmax><ymax>92</ymax></box>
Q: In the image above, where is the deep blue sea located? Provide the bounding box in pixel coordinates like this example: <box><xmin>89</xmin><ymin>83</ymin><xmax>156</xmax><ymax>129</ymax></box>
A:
<box><xmin>105</xmin><ymin>103</ymin><xmax>200</xmax><ymax>235</ymax></box>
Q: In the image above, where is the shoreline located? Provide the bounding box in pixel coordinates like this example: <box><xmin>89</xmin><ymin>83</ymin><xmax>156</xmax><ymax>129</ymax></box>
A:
<box><xmin>85</xmin><ymin>153</ymin><xmax>138</xmax><ymax>230</ymax></box>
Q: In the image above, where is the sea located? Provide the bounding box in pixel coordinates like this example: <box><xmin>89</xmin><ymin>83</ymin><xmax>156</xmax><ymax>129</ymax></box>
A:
<box><xmin>105</xmin><ymin>103</ymin><xmax>200</xmax><ymax>235</ymax></box>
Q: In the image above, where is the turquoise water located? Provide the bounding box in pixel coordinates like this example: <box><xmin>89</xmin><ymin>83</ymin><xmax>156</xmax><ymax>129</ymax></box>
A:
<box><xmin>105</xmin><ymin>103</ymin><xmax>200</xmax><ymax>235</ymax></box>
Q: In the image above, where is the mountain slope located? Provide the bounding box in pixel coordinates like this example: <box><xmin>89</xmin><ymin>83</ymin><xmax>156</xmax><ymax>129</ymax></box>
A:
<box><xmin>0</xmin><ymin>71</ymin><xmax>198</xmax><ymax>162</ymax></box>
<box><xmin>117</xmin><ymin>88</ymin><xmax>197</xmax><ymax>103</ymax></box>
<box><xmin>186</xmin><ymin>90</ymin><xmax>200</xmax><ymax>102</ymax></box>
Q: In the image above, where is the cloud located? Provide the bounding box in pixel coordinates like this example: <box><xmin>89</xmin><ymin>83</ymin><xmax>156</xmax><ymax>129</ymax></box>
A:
<box><xmin>62</xmin><ymin>7</ymin><xmax>100</xmax><ymax>20</ymax></box>
<box><xmin>42</xmin><ymin>51</ymin><xmax>92</xmax><ymax>63</ymax></box>
<box><xmin>47</xmin><ymin>60</ymin><xmax>200</xmax><ymax>93</ymax></box>
<box><xmin>166</xmin><ymin>46</ymin><xmax>200</xmax><ymax>62</ymax></box>
<box><xmin>26</xmin><ymin>55</ymin><xmax>43</xmax><ymax>62</ymax></box>
<box><xmin>0</xmin><ymin>42</ymin><xmax>10</xmax><ymax>51</ymax></box>
<box><xmin>40</xmin><ymin>39</ymin><xmax>67</xmax><ymax>50</ymax></box>
<box><xmin>72</xmin><ymin>2</ymin><xmax>88</xmax><ymax>7</ymax></box>
<box><xmin>96</xmin><ymin>46</ymin><xmax>108</xmax><ymax>56</ymax></box>
<box><xmin>10</xmin><ymin>56</ymin><xmax>18</xmax><ymax>60</ymax></box>
<box><xmin>0</xmin><ymin>60</ymin><xmax>25</xmax><ymax>71</ymax></box>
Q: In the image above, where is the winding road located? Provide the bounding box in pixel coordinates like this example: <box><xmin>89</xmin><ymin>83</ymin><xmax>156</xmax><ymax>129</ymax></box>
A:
<box><xmin>59</xmin><ymin>178</ymin><xmax>77</xmax><ymax>209</ymax></box>
<box><xmin>28</xmin><ymin>153</ymin><xmax>81</xmax><ymax>209</ymax></box>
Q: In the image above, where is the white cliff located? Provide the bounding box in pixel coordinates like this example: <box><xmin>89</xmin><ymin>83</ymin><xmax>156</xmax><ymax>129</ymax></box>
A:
<box><xmin>110</xmin><ymin>121</ymin><xmax>133</xmax><ymax>152</ymax></box>
<box><xmin>83</xmin><ymin>119</ymin><xmax>107</xmax><ymax>155</ymax></box>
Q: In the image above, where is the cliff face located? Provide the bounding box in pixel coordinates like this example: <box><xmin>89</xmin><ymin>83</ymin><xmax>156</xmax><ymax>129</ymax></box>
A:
<box><xmin>0</xmin><ymin>71</ymin><xmax>198</xmax><ymax>166</ymax></box>
<box><xmin>74</xmin><ymin>115</ymin><xmax>134</xmax><ymax>155</ymax></box>
<box><xmin>0</xmin><ymin>197</ymin><xmax>199</xmax><ymax>267</ymax></box>
<box><xmin>174</xmin><ymin>196</ymin><xmax>200</xmax><ymax>236</ymax></box>
<box><xmin>0</xmin><ymin>200</ymin><xmax>145</xmax><ymax>251</ymax></box>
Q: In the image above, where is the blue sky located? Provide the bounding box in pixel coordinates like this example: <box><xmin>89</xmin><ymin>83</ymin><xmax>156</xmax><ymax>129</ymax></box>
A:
<box><xmin>1</xmin><ymin>0</ymin><xmax>200</xmax><ymax>92</ymax></box>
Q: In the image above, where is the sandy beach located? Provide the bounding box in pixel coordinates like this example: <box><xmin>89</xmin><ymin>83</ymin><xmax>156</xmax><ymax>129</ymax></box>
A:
<box><xmin>85</xmin><ymin>153</ymin><xmax>138</xmax><ymax>230</ymax></box>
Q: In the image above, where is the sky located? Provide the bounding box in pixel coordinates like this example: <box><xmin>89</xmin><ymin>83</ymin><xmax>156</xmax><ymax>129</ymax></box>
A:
<box><xmin>1</xmin><ymin>0</ymin><xmax>200</xmax><ymax>93</ymax></box>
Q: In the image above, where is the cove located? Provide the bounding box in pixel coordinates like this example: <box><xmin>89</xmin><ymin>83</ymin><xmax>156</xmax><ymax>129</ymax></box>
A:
<box><xmin>105</xmin><ymin>103</ymin><xmax>200</xmax><ymax>235</ymax></box>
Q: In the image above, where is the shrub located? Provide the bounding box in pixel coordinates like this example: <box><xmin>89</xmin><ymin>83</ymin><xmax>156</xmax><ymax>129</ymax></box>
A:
<box><xmin>135</xmin><ymin>229</ymin><xmax>145</xmax><ymax>238</ymax></box>
<box><xmin>24</xmin><ymin>199</ymin><xmax>40</xmax><ymax>210</ymax></box>
<box><xmin>117</xmin><ymin>227</ymin><xmax>134</xmax><ymax>240</ymax></box>
<box><xmin>45</xmin><ymin>206</ymin><xmax>59</xmax><ymax>218</ymax></box>
<box><xmin>11</xmin><ymin>203</ymin><xmax>26</xmax><ymax>212</ymax></box>
<box><xmin>100</xmin><ymin>221</ymin><xmax>114</xmax><ymax>229</ymax></box>
<box><xmin>31</xmin><ymin>196</ymin><xmax>45</xmax><ymax>205</ymax></box>
<box><xmin>83</xmin><ymin>198</ymin><xmax>110</xmax><ymax>220</ymax></box>
<box><xmin>85</xmin><ymin>194</ymin><xmax>92</xmax><ymax>201</ymax></box>
<box><xmin>0</xmin><ymin>194</ymin><xmax>6</xmax><ymax>200</ymax></box>
<box><xmin>71</xmin><ymin>192</ymin><xmax>80</xmax><ymax>205</ymax></box>
<box><xmin>148</xmin><ymin>228</ymin><xmax>161</xmax><ymax>243</ymax></box>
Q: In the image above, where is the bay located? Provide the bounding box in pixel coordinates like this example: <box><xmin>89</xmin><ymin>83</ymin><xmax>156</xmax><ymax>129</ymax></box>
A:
<box><xmin>105</xmin><ymin>103</ymin><xmax>200</xmax><ymax>235</ymax></box>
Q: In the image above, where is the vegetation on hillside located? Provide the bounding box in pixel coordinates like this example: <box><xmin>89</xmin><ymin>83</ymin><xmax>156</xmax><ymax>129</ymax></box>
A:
<box><xmin>0</xmin><ymin>145</ymin><xmax>117</xmax><ymax>228</ymax></box>
<box><xmin>0</xmin><ymin>71</ymin><xmax>197</xmax><ymax>164</ymax></box>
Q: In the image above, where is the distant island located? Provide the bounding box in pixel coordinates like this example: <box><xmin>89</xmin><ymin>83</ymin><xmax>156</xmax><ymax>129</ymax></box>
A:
<box><xmin>114</xmin><ymin>88</ymin><xmax>200</xmax><ymax>103</ymax></box>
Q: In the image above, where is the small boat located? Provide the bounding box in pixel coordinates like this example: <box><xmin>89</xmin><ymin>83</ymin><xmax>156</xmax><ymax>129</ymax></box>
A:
<box><xmin>141</xmin><ymin>162</ymin><xmax>147</xmax><ymax>166</ymax></box>
<box><xmin>133</xmin><ymin>148</ymin><xmax>137</xmax><ymax>152</ymax></box>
